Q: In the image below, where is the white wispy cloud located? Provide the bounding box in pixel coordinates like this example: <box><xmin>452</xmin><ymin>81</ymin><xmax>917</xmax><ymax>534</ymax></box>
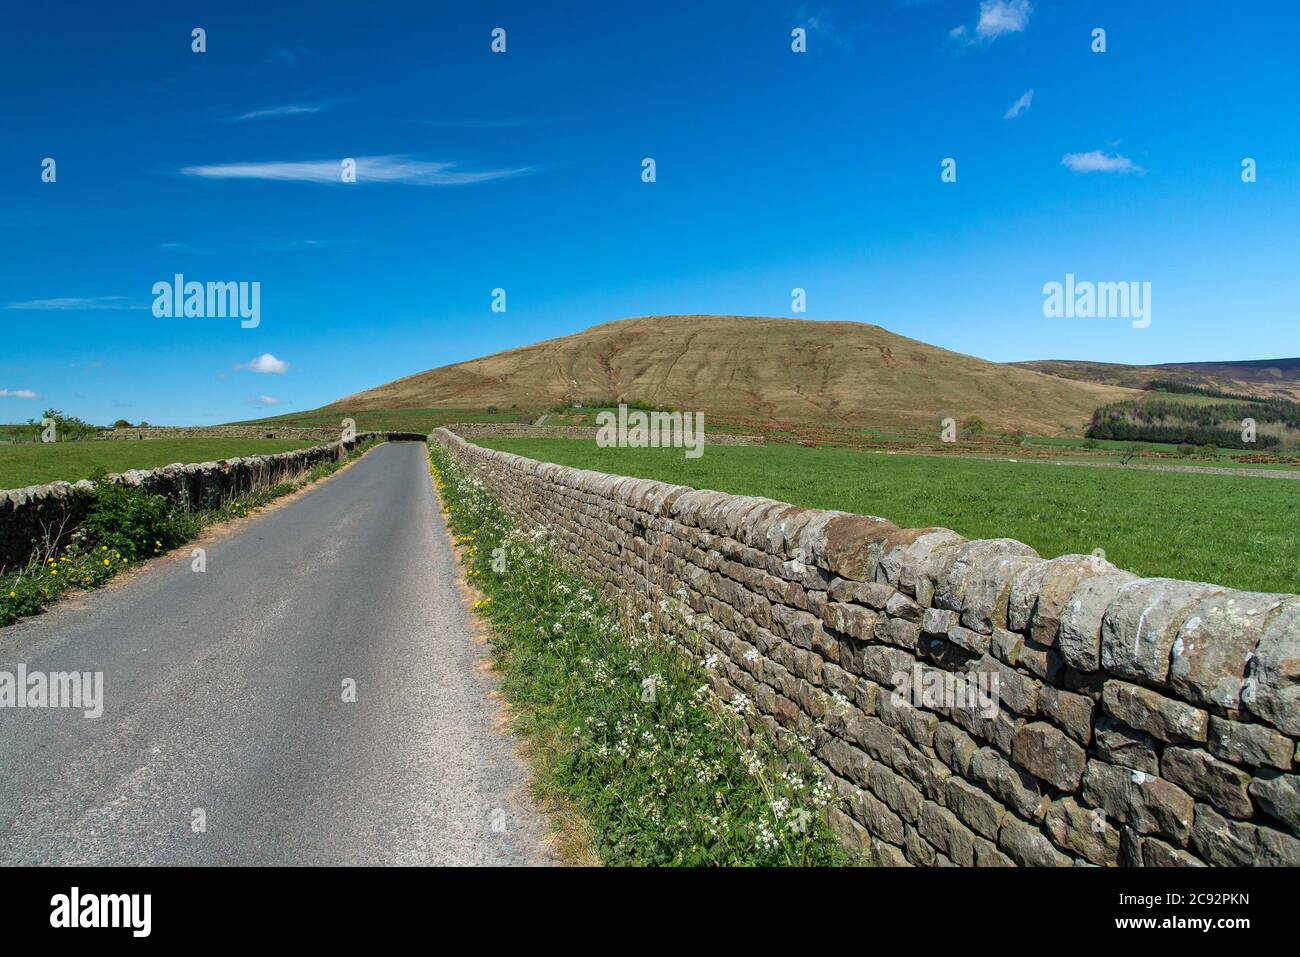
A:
<box><xmin>6</xmin><ymin>296</ymin><xmax>142</xmax><ymax>311</ymax></box>
<box><xmin>229</xmin><ymin>99</ymin><xmax>352</xmax><ymax>122</ymax></box>
<box><xmin>181</xmin><ymin>155</ymin><xmax>534</xmax><ymax>186</ymax></box>
<box><xmin>246</xmin><ymin>395</ymin><xmax>282</xmax><ymax>407</ymax></box>
<box><xmin>0</xmin><ymin>388</ymin><xmax>40</xmax><ymax>399</ymax></box>
<box><xmin>236</xmin><ymin>353</ymin><xmax>290</xmax><ymax>374</ymax></box>
<box><xmin>1061</xmin><ymin>150</ymin><xmax>1143</xmax><ymax>174</ymax></box>
<box><xmin>1003</xmin><ymin>88</ymin><xmax>1034</xmax><ymax>119</ymax></box>
<box><xmin>951</xmin><ymin>0</ymin><xmax>1032</xmax><ymax>44</ymax></box>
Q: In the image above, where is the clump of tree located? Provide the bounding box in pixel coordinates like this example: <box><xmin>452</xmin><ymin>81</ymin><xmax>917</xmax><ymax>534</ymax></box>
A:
<box><xmin>23</xmin><ymin>408</ymin><xmax>100</xmax><ymax>441</ymax></box>
<box><xmin>1086</xmin><ymin>395</ymin><xmax>1293</xmax><ymax>450</ymax></box>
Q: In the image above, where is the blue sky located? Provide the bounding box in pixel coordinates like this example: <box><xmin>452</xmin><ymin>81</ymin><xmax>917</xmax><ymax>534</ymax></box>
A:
<box><xmin>2</xmin><ymin>1</ymin><xmax>1297</xmax><ymax>425</ymax></box>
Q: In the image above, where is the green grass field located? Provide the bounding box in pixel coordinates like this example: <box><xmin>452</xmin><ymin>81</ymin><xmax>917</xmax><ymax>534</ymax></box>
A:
<box><xmin>478</xmin><ymin>438</ymin><xmax>1300</xmax><ymax>595</ymax></box>
<box><xmin>0</xmin><ymin>438</ymin><xmax>317</xmax><ymax>488</ymax></box>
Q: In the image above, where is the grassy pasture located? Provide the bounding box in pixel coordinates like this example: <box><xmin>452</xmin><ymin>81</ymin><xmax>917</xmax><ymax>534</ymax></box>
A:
<box><xmin>0</xmin><ymin>438</ymin><xmax>317</xmax><ymax>488</ymax></box>
<box><xmin>478</xmin><ymin>438</ymin><xmax>1300</xmax><ymax>595</ymax></box>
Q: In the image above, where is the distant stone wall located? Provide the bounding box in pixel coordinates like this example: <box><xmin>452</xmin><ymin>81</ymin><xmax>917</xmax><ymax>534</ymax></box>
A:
<box><xmin>0</xmin><ymin>432</ymin><xmax>425</xmax><ymax>572</ymax></box>
<box><xmin>433</xmin><ymin>427</ymin><xmax>1300</xmax><ymax>867</ymax></box>
<box><xmin>447</xmin><ymin>422</ymin><xmax>766</xmax><ymax>445</ymax></box>
<box><xmin>96</xmin><ymin>426</ymin><xmax>340</xmax><ymax>441</ymax></box>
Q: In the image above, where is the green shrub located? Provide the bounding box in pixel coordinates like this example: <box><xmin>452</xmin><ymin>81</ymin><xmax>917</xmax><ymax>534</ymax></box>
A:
<box><xmin>79</xmin><ymin>470</ymin><xmax>193</xmax><ymax>560</ymax></box>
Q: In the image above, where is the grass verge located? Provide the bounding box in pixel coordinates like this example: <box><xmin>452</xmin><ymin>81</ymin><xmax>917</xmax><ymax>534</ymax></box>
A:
<box><xmin>429</xmin><ymin>441</ymin><xmax>854</xmax><ymax>866</ymax></box>
<box><xmin>0</xmin><ymin>439</ymin><xmax>380</xmax><ymax>628</ymax></box>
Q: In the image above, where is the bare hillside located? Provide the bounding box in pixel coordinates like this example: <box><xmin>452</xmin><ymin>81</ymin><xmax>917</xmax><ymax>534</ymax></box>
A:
<box><xmin>333</xmin><ymin>315</ymin><xmax>1135</xmax><ymax>434</ymax></box>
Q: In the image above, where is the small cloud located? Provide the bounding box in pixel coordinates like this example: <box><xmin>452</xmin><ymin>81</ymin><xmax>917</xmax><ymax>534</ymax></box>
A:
<box><xmin>246</xmin><ymin>395</ymin><xmax>282</xmax><ymax>407</ymax></box>
<box><xmin>1061</xmin><ymin>150</ymin><xmax>1143</xmax><ymax>174</ymax></box>
<box><xmin>976</xmin><ymin>0</ymin><xmax>1031</xmax><ymax>38</ymax></box>
<box><xmin>180</xmin><ymin>155</ymin><xmax>535</xmax><ymax>187</ymax></box>
<box><xmin>229</xmin><ymin>100</ymin><xmax>343</xmax><ymax>122</ymax></box>
<box><xmin>6</xmin><ymin>296</ymin><xmax>142</xmax><ymax>311</ymax></box>
<box><xmin>1003</xmin><ymin>88</ymin><xmax>1034</xmax><ymax>119</ymax></box>
<box><xmin>236</xmin><ymin>353</ymin><xmax>290</xmax><ymax>374</ymax></box>
<box><xmin>797</xmin><ymin>6</ymin><xmax>852</xmax><ymax>50</ymax></box>
<box><xmin>951</xmin><ymin>0</ymin><xmax>1031</xmax><ymax>44</ymax></box>
<box><xmin>0</xmin><ymin>388</ymin><xmax>40</xmax><ymax>399</ymax></box>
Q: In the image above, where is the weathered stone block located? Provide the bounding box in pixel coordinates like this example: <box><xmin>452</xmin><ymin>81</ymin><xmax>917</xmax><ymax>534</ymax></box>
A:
<box><xmin>878</xmin><ymin>529</ymin><xmax>966</xmax><ymax>605</ymax></box>
<box><xmin>1037</xmin><ymin>685</ymin><xmax>1094</xmax><ymax>744</ymax></box>
<box><xmin>947</xmin><ymin>624</ymin><xmax>991</xmax><ymax>656</ymax></box>
<box><xmin>1161</xmin><ymin>747</ymin><xmax>1253</xmax><ymax>820</ymax></box>
<box><xmin>921</xmin><ymin>607</ymin><xmax>959</xmax><ymax>636</ymax></box>
<box><xmin>873</xmin><ymin>615</ymin><xmax>921</xmax><ymax>651</ymax></box>
<box><xmin>944</xmin><ymin>777</ymin><xmax>1006</xmax><ymax>840</ymax></box>
<box><xmin>1192</xmin><ymin>804</ymin><xmax>1300</xmax><ymax>866</ymax></box>
<box><xmin>1169</xmin><ymin>591</ymin><xmax>1292</xmax><ymax>710</ymax></box>
<box><xmin>974</xmin><ymin>653</ymin><xmax>1039</xmax><ymax>716</ymax></box>
<box><xmin>1101</xmin><ymin>679</ymin><xmax>1208</xmax><ymax>744</ymax></box>
<box><xmin>969</xmin><ymin>746</ymin><xmax>1048</xmax><ymax>821</ymax></box>
<box><xmin>934</xmin><ymin>539</ymin><xmax>1041</xmax><ymax>633</ymax></box>
<box><xmin>1044</xmin><ymin>797</ymin><xmax>1120</xmax><ymax>866</ymax></box>
<box><xmin>821</xmin><ymin>602</ymin><xmax>878</xmax><ymax>642</ymax></box>
<box><xmin>1248</xmin><ymin>771</ymin><xmax>1300</xmax><ymax>836</ymax></box>
<box><xmin>1243</xmin><ymin>599</ymin><xmax>1300</xmax><ymax>736</ymax></box>
<box><xmin>1097</xmin><ymin>712</ymin><xmax>1159</xmax><ymax>774</ymax></box>
<box><xmin>1080</xmin><ymin>760</ymin><xmax>1194</xmax><ymax>845</ymax></box>
<box><xmin>1101</xmin><ymin>579</ymin><xmax>1225</xmax><ymax>684</ymax></box>
<box><xmin>918</xmin><ymin>800</ymin><xmax>977</xmax><ymax>866</ymax></box>
<box><xmin>868</xmin><ymin>761</ymin><xmax>923</xmax><ymax>825</ymax></box>
<box><xmin>1010</xmin><ymin>554</ymin><xmax>1123</xmax><ymax>647</ymax></box>
<box><xmin>1057</xmin><ymin>571</ymin><xmax>1138</xmax><ymax>672</ymax></box>
<box><xmin>1141</xmin><ymin>838</ymin><xmax>1205</xmax><ymax>867</ymax></box>
<box><xmin>1206</xmin><ymin>715</ymin><xmax>1294</xmax><ymax>770</ymax></box>
<box><xmin>1011</xmin><ymin>721</ymin><xmax>1087</xmax><ymax>791</ymax></box>
<box><xmin>997</xmin><ymin>817</ymin><xmax>1072</xmax><ymax>867</ymax></box>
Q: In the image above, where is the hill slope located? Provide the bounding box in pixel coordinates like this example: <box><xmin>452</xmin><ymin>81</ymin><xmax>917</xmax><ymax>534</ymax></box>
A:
<box><xmin>332</xmin><ymin>315</ymin><xmax>1134</xmax><ymax>434</ymax></box>
<box><xmin>1014</xmin><ymin>357</ymin><xmax>1300</xmax><ymax>402</ymax></box>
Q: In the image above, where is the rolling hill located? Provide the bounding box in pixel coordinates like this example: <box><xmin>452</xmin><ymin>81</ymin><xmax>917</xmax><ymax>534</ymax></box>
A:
<box><xmin>330</xmin><ymin>315</ymin><xmax>1134</xmax><ymax>435</ymax></box>
<box><xmin>1013</xmin><ymin>357</ymin><xmax>1300</xmax><ymax>402</ymax></box>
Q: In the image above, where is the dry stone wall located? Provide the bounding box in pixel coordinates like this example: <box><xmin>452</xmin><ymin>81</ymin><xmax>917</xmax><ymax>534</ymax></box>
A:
<box><xmin>0</xmin><ymin>432</ymin><xmax>425</xmax><ymax>571</ymax></box>
<box><xmin>434</xmin><ymin>427</ymin><xmax>1300</xmax><ymax>867</ymax></box>
<box><xmin>95</xmin><ymin>426</ymin><xmax>340</xmax><ymax>441</ymax></box>
<box><xmin>448</xmin><ymin>423</ymin><xmax>766</xmax><ymax>445</ymax></box>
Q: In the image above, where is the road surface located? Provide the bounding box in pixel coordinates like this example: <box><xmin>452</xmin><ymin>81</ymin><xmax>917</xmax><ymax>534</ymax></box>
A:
<box><xmin>0</xmin><ymin>441</ymin><xmax>551</xmax><ymax>865</ymax></box>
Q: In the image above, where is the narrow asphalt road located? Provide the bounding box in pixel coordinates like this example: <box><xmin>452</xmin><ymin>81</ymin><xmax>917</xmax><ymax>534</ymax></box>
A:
<box><xmin>0</xmin><ymin>441</ymin><xmax>552</xmax><ymax>865</ymax></box>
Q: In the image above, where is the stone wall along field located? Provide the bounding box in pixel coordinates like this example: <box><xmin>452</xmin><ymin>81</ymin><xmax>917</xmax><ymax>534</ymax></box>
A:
<box><xmin>94</xmin><ymin>426</ymin><xmax>341</xmax><ymax>441</ymax></box>
<box><xmin>0</xmin><ymin>432</ymin><xmax>425</xmax><ymax>571</ymax></box>
<box><xmin>433</xmin><ymin>427</ymin><xmax>1300</xmax><ymax>867</ymax></box>
<box><xmin>447</xmin><ymin>423</ymin><xmax>766</xmax><ymax>445</ymax></box>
